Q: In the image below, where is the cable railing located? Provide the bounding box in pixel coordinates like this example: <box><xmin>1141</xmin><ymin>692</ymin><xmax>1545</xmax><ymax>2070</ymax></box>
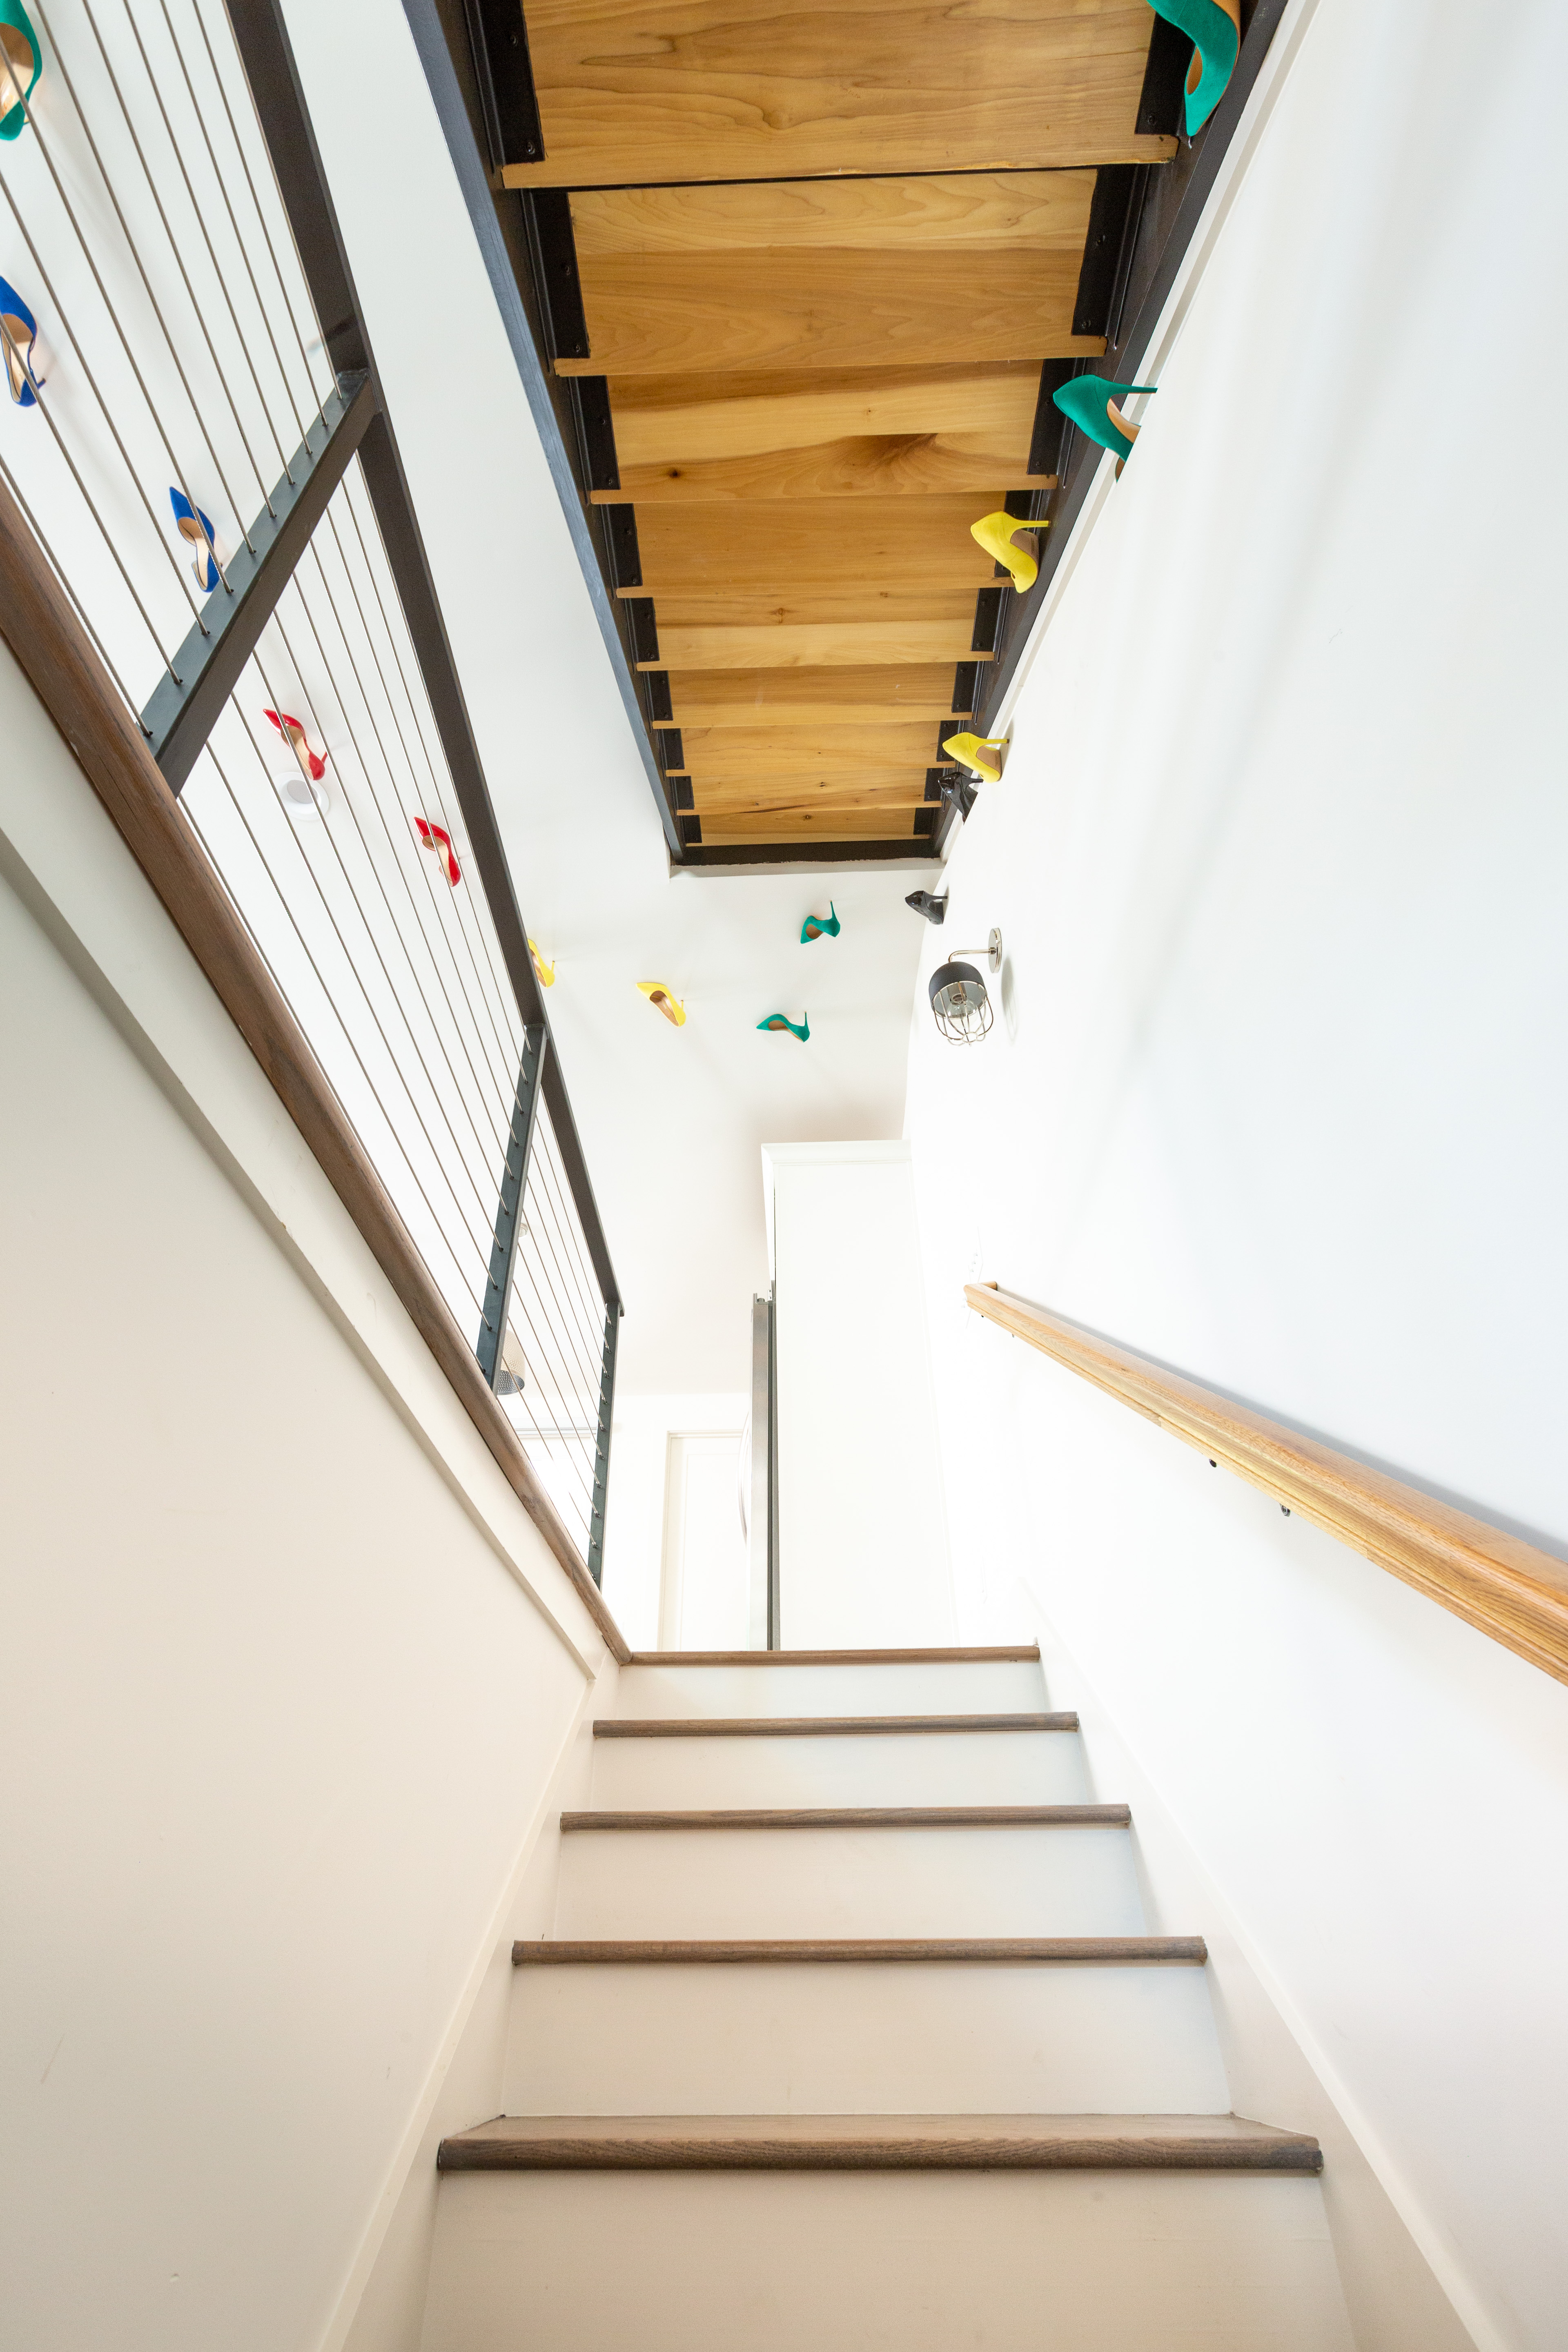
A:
<box><xmin>0</xmin><ymin>0</ymin><xmax>621</xmax><ymax>1592</ymax></box>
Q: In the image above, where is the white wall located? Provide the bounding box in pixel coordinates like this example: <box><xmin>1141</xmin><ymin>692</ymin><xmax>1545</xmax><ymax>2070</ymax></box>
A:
<box><xmin>0</xmin><ymin>638</ymin><xmax>616</xmax><ymax>2352</ymax></box>
<box><xmin>765</xmin><ymin>1145</ymin><xmax>955</xmax><ymax>1647</ymax></box>
<box><xmin>905</xmin><ymin>0</ymin><xmax>1568</xmax><ymax>2346</ymax></box>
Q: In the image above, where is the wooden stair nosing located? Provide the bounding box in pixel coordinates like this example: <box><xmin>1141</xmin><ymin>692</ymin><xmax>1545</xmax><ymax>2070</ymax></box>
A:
<box><xmin>594</xmin><ymin>1712</ymin><xmax>1077</xmax><ymax>1739</ymax></box>
<box><xmin>438</xmin><ymin>2111</ymin><xmax>1317</xmax><ymax>2174</ymax></box>
<box><xmin>512</xmin><ymin>1936</ymin><xmax>1207</xmax><ymax>1967</ymax></box>
<box><xmin>626</xmin><ymin>1644</ymin><xmax>1040</xmax><ymax>1664</ymax></box>
<box><xmin>560</xmin><ymin>1804</ymin><xmax>1129</xmax><ymax>1831</ymax></box>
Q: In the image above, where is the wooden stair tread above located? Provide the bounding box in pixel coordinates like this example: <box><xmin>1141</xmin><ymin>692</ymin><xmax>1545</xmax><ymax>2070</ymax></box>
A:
<box><xmin>607</xmin><ymin>361</ymin><xmax>1045</xmax><ymax>469</ymax></box>
<box><xmin>662</xmin><ymin>666</ymin><xmax>973</xmax><ymax>726</ymax></box>
<box><xmin>641</xmin><ymin>617</ymin><xmax>991</xmax><ymax>671</ymax></box>
<box><xmin>626</xmin><ymin>1644</ymin><xmax>1040</xmax><ymax>1662</ymax></box>
<box><xmin>438</xmin><ymin>2113</ymin><xmax>1315</xmax><ymax>2172</ymax></box>
<box><xmin>624</xmin><ymin>496</ymin><xmax>1003</xmax><ymax>592</ymax></box>
<box><xmin>679</xmin><ymin>722</ymin><xmax>943</xmax><ymax>775</ymax></box>
<box><xmin>595</xmin><ymin>435</ymin><xmax>1053</xmax><ymax>504</ymax></box>
<box><xmin>499</xmin><ymin>0</ymin><xmax>1176</xmax><ymax>189</ymax></box>
<box><xmin>513</xmin><ymin>1936</ymin><xmax>1207</xmax><ymax>1965</ymax></box>
<box><xmin>563</xmin><ymin>248</ymin><xmax>1098</xmax><ymax>377</ymax></box>
<box><xmin>572</xmin><ymin>173</ymin><xmax>1099</xmax><ymax>257</ymax></box>
<box><xmin>560</xmin><ymin>1804</ymin><xmax>1129</xmax><ymax>1829</ymax></box>
<box><xmin>595</xmin><ymin>1712</ymin><xmax>1078</xmax><ymax>1737</ymax></box>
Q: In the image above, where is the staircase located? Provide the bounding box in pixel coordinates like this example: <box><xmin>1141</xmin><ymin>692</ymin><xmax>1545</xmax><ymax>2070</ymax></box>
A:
<box><xmin>425</xmin><ymin>1648</ymin><xmax>1355</xmax><ymax>2348</ymax></box>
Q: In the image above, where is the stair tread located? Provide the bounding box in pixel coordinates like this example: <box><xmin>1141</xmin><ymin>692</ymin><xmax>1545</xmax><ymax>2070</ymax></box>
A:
<box><xmin>561</xmin><ymin>1805</ymin><xmax>1128</xmax><ymax>1831</ymax></box>
<box><xmin>595</xmin><ymin>1712</ymin><xmax>1077</xmax><ymax>1738</ymax></box>
<box><xmin>625</xmin><ymin>1646</ymin><xmax>1041</xmax><ymax>1664</ymax></box>
<box><xmin>438</xmin><ymin>2112</ymin><xmax>1321</xmax><ymax>2173</ymax></box>
<box><xmin>513</xmin><ymin>1936</ymin><xmax>1206</xmax><ymax>1964</ymax></box>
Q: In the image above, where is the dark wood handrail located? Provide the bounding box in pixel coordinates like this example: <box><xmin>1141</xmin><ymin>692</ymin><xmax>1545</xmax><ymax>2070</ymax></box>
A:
<box><xmin>0</xmin><ymin>470</ymin><xmax>630</xmax><ymax>1664</ymax></box>
<box><xmin>967</xmin><ymin>1283</ymin><xmax>1568</xmax><ymax>1688</ymax></box>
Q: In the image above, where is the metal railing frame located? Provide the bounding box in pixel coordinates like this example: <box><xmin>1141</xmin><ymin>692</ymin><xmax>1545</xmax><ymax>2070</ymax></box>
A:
<box><xmin>200</xmin><ymin>0</ymin><xmax>623</xmax><ymax>1579</ymax></box>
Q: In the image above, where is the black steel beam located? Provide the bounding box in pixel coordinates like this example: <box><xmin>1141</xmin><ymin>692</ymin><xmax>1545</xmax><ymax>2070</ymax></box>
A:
<box><xmin>143</xmin><ymin>372</ymin><xmax>374</xmax><ymax>792</ymax></box>
<box><xmin>403</xmin><ymin>0</ymin><xmax>683</xmax><ymax>866</ymax></box>
<box><xmin>459</xmin><ymin>0</ymin><xmax>545</xmax><ymax>170</ymax></box>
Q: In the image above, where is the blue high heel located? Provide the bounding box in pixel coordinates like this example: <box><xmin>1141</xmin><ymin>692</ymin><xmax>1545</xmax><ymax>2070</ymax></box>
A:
<box><xmin>757</xmin><ymin>1012</ymin><xmax>810</xmax><ymax>1041</ymax></box>
<box><xmin>1052</xmin><ymin>376</ymin><xmax>1158</xmax><ymax>473</ymax></box>
<box><xmin>801</xmin><ymin>902</ymin><xmax>839</xmax><ymax>943</ymax></box>
<box><xmin>0</xmin><ymin>274</ymin><xmax>41</xmax><ymax>405</ymax></box>
<box><xmin>1149</xmin><ymin>0</ymin><xmax>1240</xmax><ymax>135</ymax></box>
<box><xmin>169</xmin><ymin>486</ymin><xmax>221</xmax><ymax>592</ymax></box>
<box><xmin>0</xmin><ymin>0</ymin><xmax>42</xmax><ymax>141</ymax></box>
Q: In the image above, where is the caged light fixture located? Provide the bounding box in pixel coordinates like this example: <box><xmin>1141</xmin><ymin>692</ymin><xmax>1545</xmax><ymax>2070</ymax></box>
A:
<box><xmin>929</xmin><ymin>929</ymin><xmax>1003</xmax><ymax>1045</ymax></box>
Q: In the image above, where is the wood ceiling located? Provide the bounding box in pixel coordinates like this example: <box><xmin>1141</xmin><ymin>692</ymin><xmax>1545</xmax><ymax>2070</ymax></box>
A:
<box><xmin>479</xmin><ymin>0</ymin><xmax>1183</xmax><ymax>859</ymax></box>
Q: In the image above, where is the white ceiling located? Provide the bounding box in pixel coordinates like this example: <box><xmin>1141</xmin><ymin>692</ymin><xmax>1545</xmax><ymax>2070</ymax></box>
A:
<box><xmin>282</xmin><ymin>0</ymin><xmax>940</xmax><ymax>1391</ymax></box>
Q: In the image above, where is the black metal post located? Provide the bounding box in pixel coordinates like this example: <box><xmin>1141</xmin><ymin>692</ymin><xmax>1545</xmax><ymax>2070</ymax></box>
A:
<box><xmin>477</xmin><ymin>1025</ymin><xmax>546</xmax><ymax>1388</ymax></box>
<box><xmin>586</xmin><ymin>1305</ymin><xmax>619</xmax><ymax>1587</ymax></box>
<box><xmin>143</xmin><ymin>373</ymin><xmax>374</xmax><ymax>790</ymax></box>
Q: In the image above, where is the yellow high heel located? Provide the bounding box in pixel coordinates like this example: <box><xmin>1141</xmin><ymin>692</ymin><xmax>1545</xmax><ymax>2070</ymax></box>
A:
<box><xmin>971</xmin><ymin>509</ymin><xmax>1047</xmax><ymax>594</ymax></box>
<box><xmin>637</xmin><ymin>981</ymin><xmax>686</xmax><ymax>1027</ymax></box>
<box><xmin>942</xmin><ymin>731</ymin><xmax>1008</xmax><ymax>785</ymax></box>
<box><xmin>529</xmin><ymin>939</ymin><xmax>555</xmax><ymax>987</ymax></box>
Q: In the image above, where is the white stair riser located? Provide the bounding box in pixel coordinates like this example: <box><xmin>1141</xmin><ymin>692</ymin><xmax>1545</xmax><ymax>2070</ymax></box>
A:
<box><xmin>504</xmin><ymin>1962</ymin><xmax>1228</xmax><ymax>2115</ymax></box>
<box><xmin>612</xmin><ymin>1660</ymin><xmax>1047</xmax><ymax>1718</ymax></box>
<box><xmin>589</xmin><ymin>1728</ymin><xmax>1091</xmax><ymax>1809</ymax></box>
<box><xmin>553</xmin><ymin>1826</ymin><xmax>1143</xmax><ymax>1938</ymax></box>
<box><xmin>423</xmin><ymin>2171</ymin><xmax>1355</xmax><ymax>2352</ymax></box>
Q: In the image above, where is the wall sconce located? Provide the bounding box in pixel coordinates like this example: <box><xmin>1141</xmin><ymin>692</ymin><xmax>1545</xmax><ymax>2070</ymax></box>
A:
<box><xmin>929</xmin><ymin>930</ymin><xmax>1002</xmax><ymax>1044</ymax></box>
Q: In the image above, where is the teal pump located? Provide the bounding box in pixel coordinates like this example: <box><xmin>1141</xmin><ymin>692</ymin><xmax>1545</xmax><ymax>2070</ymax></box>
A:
<box><xmin>1148</xmin><ymin>0</ymin><xmax>1240</xmax><ymax>135</ymax></box>
<box><xmin>800</xmin><ymin>902</ymin><xmax>840</xmax><ymax>943</ymax></box>
<box><xmin>757</xmin><ymin>1012</ymin><xmax>810</xmax><ymax>1042</ymax></box>
<box><xmin>1052</xmin><ymin>375</ymin><xmax>1158</xmax><ymax>467</ymax></box>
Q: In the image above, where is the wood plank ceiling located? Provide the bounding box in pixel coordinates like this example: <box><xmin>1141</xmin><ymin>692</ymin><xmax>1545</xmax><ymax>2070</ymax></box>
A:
<box><xmin>495</xmin><ymin>0</ymin><xmax>1180</xmax><ymax>856</ymax></box>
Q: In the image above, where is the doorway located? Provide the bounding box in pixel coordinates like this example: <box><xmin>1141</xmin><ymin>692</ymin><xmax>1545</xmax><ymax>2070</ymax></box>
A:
<box><xmin>658</xmin><ymin>1430</ymin><xmax>748</xmax><ymax>1649</ymax></box>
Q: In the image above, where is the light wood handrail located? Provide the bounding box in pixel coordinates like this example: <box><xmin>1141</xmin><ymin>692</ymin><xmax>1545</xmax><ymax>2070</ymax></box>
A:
<box><xmin>0</xmin><ymin>472</ymin><xmax>630</xmax><ymax>1664</ymax></box>
<box><xmin>967</xmin><ymin>1283</ymin><xmax>1568</xmax><ymax>1688</ymax></box>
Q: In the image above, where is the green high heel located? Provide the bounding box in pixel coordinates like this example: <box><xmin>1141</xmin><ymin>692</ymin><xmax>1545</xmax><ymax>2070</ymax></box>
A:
<box><xmin>0</xmin><ymin>0</ymin><xmax>42</xmax><ymax>141</ymax></box>
<box><xmin>1149</xmin><ymin>0</ymin><xmax>1240</xmax><ymax>135</ymax></box>
<box><xmin>800</xmin><ymin>902</ymin><xmax>839</xmax><ymax>943</ymax></box>
<box><xmin>757</xmin><ymin>1011</ymin><xmax>809</xmax><ymax>1042</ymax></box>
<box><xmin>1052</xmin><ymin>375</ymin><xmax>1158</xmax><ymax>474</ymax></box>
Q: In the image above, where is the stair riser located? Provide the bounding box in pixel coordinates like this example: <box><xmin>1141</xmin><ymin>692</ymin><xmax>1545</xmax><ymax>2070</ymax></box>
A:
<box><xmin>423</xmin><ymin>2172</ymin><xmax>1355</xmax><ymax>2352</ymax></box>
<box><xmin>612</xmin><ymin>1660</ymin><xmax>1047</xmax><ymax>1718</ymax></box>
<box><xmin>589</xmin><ymin>1728</ymin><xmax>1091</xmax><ymax>1809</ymax></box>
<box><xmin>554</xmin><ymin>1825</ymin><xmax>1143</xmax><ymax>1938</ymax></box>
<box><xmin>503</xmin><ymin>1962</ymin><xmax>1228</xmax><ymax>2115</ymax></box>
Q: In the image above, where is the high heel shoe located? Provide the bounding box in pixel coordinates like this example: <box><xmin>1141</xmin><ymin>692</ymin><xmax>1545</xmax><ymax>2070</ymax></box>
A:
<box><xmin>941</xmin><ymin>730</ymin><xmax>1008</xmax><ymax>786</ymax></box>
<box><xmin>169</xmin><ymin>486</ymin><xmax>221</xmax><ymax>591</ymax></box>
<box><xmin>971</xmin><ymin>509</ymin><xmax>1047</xmax><ymax>594</ymax></box>
<box><xmin>414</xmin><ymin>816</ymin><xmax>462</xmax><ymax>886</ymax></box>
<box><xmin>757</xmin><ymin>1011</ymin><xmax>809</xmax><ymax>1041</ymax></box>
<box><xmin>265</xmin><ymin>707</ymin><xmax>327</xmax><ymax>783</ymax></box>
<box><xmin>800</xmin><ymin>902</ymin><xmax>839</xmax><ymax>943</ymax></box>
<box><xmin>0</xmin><ymin>274</ymin><xmax>41</xmax><ymax>405</ymax></box>
<box><xmin>529</xmin><ymin>939</ymin><xmax>556</xmax><ymax>987</ymax></box>
<box><xmin>638</xmin><ymin>982</ymin><xmax>686</xmax><ymax>1027</ymax></box>
<box><xmin>1150</xmin><ymin>0</ymin><xmax>1241</xmax><ymax>135</ymax></box>
<box><xmin>1052</xmin><ymin>376</ymin><xmax>1158</xmax><ymax>474</ymax></box>
<box><xmin>0</xmin><ymin>1</ymin><xmax>42</xmax><ymax>142</ymax></box>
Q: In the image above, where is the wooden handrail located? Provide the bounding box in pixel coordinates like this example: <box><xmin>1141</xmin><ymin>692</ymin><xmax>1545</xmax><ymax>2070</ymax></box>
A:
<box><xmin>967</xmin><ymin>1283</ymin><xmax>1568</xmax><ymax>1688</ymax></box>
<box><xmin>0</xmin><ymin>471</ymin><xmax>630</xmax><ymax>1665</ymax></box>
